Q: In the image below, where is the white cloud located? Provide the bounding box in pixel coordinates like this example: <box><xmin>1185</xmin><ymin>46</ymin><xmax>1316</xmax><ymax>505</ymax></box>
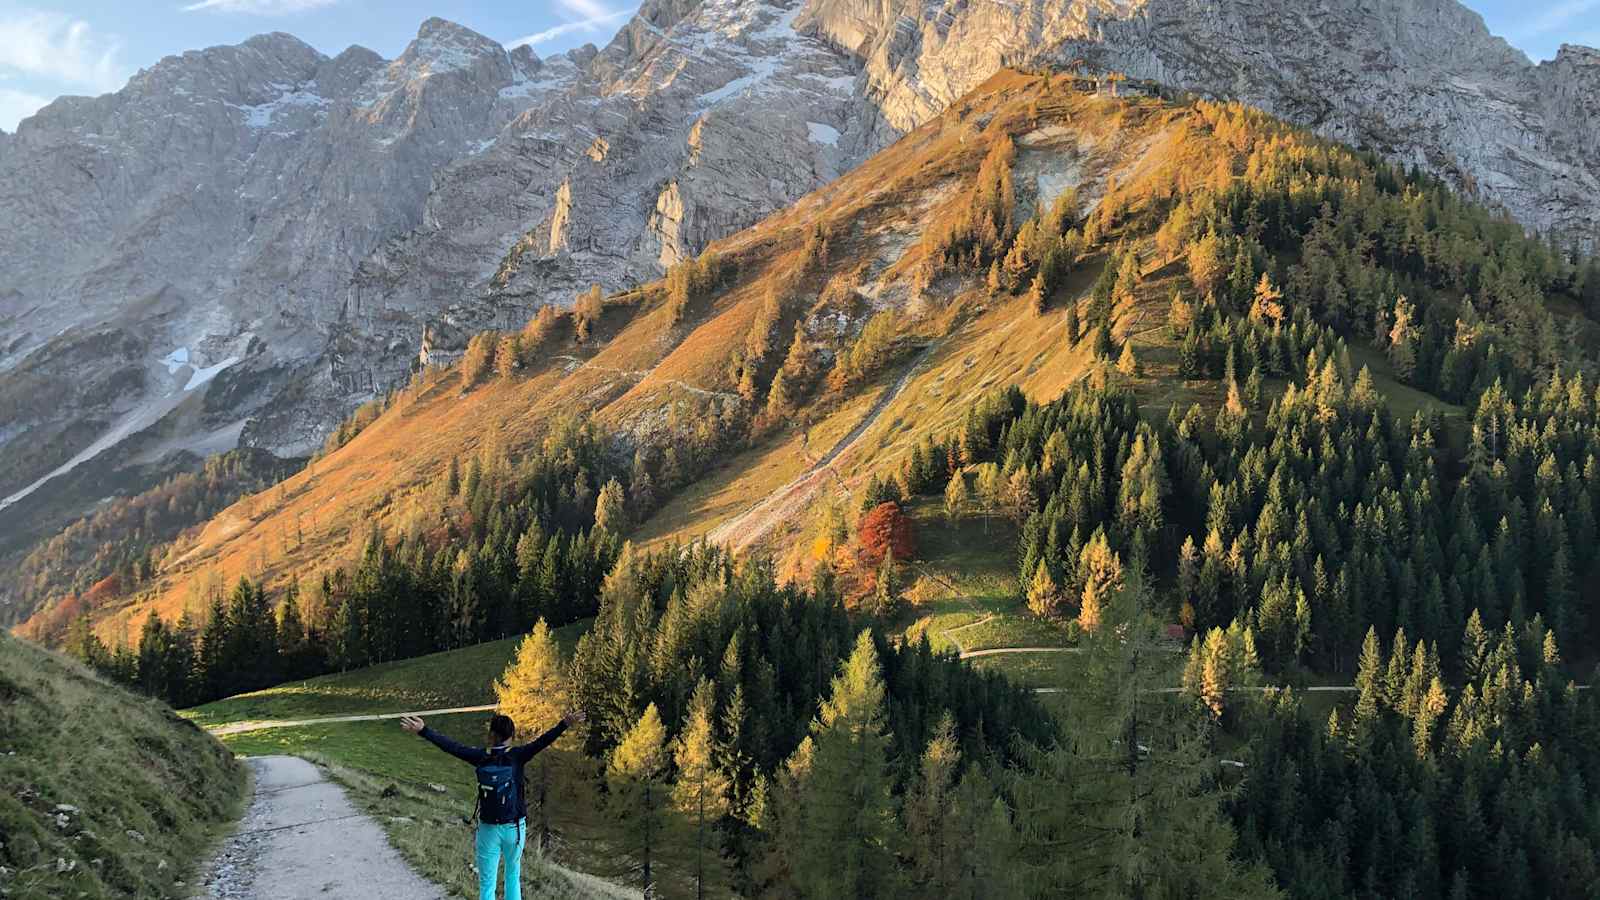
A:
<box><xmin>180</xmin><ymin>0</ymin><xmax>338</xmax><ymax>13</ymax></box>
<box><xmin>559</xmin><ymin>0</ymin><xmax>615</xmax><ymax>20</ymax></box>
<box><xmin>510</xmin><ymin>9</ymin><xmax>631</xmax><ymax>49</ymax></box>
<box><xmin>0</xmin><ymin>85</ymin><xmax>50</xmax><ymax>131</ymax></box>
<box><xmin>1511</xmin><ymin>0</ymin><xmax>1600</xmax><ymax>38</ymax></box>
<box><xmin>509</xmin><ymin>2</ymin><xmax>635</xmax><ymax>49</ymax></box>
<box><xmin>0</xmin><ymin>10</ymin><xmax>127</xmax><ymax>93</ymax></box>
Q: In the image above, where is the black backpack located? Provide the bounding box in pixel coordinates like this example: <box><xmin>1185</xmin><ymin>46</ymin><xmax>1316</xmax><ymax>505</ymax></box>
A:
<box><xmin>474</xmin><ymin>749</ymin><xmax>519</xmax><ymax>824</ymax></box>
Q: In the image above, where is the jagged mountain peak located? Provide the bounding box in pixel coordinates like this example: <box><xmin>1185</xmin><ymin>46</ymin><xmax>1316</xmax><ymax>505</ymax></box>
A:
<box><xmin>393</xmin><ymin>17</ymin><xmax>511</xmax><ymax>76</ymax></box>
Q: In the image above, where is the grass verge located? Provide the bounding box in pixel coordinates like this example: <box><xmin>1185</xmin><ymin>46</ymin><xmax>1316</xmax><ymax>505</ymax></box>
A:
<box><xmin>0</xmin><ymin>633</ymin><xmax>247</xmax><ymax>899</ymax></box>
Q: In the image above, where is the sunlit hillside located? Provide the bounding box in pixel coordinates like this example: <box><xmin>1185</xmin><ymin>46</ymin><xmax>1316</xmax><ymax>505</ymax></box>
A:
<box><xmin>28</xmin><ymin>70</ymin><xmax>1175</xmax><ymax>640</ymax></box>
<box><xmin>27</xmin><ymin>66</ymin><xmax>1593</xmax><ymax>654</ymax></box>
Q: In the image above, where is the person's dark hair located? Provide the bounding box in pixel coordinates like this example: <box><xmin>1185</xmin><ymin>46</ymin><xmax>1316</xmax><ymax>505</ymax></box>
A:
<box><xmin>488</xmin><ymin>714</ymin><xmax>515</xmax><ymax>743</ymax></box>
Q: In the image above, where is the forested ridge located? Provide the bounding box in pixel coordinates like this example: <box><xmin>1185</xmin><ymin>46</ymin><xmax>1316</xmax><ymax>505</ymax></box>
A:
<box><xmin>14</xmin><ymin>449</ymin><xmax>303</xmax><ymax>643</ymax></box>
<box><xmin>38</xmin><ymin>78</ymin><xmax>1600</xmax><ymax>898</ymax></box>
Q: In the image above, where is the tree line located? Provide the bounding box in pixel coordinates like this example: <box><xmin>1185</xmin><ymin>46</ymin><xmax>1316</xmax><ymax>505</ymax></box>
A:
<box><xmin>493</xmin><ymin>544</ymin><xmax>1276</xmax><ymax>899</ymax></box>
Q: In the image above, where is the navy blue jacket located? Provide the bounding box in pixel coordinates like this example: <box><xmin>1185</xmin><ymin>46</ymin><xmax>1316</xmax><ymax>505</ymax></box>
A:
<box><xmin>418</xmin><ymin>720</ymin><xmax>568</xmax><ymax>824</ymax></box>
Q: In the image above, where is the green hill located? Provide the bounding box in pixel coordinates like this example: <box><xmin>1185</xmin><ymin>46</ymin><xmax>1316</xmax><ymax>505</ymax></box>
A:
<box><xmin>0</xmin><ymin>632</ymin><xmax>245</xmax><ymax>899</ymax></box>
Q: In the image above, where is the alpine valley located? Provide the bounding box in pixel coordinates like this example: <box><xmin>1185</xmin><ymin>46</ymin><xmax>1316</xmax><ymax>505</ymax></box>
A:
<box><xmin>11</xmin><ymin>1</ymin><xmax>1600</xmax><ymax>899</ymax></box>
<box><xmin>2</xmin><ymin>0</ymin><xmax>1598</xmax><ymax>625</ymax></box>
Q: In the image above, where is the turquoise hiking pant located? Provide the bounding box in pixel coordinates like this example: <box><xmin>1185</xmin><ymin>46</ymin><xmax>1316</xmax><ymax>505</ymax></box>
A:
<box><xmin>475</xmin><ymin>819</ymin><xmax>526</xmax><ymax>900</ymax></box>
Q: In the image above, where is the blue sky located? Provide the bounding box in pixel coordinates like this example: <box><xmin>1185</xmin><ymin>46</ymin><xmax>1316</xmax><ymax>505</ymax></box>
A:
<box><xmin>0</xmin><ymin>0</ymin><xmax>1595</xmax><ymax>131</ymax></box>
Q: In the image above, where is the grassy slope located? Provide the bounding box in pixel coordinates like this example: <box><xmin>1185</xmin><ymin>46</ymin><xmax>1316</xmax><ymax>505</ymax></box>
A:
<box><xmin>0</xmin><ymin>633</ymin><xmax>246</xmax><ymax>899</ymax></box>
<box><xmin>184</xmin><ymin>618</ymin><xmax>590</xmax><ymax>727</ymax></box>
<box><xmin>69</xmin><ymin>71</ymin><xmax>1182</xmax><ymax>644</ymax></box>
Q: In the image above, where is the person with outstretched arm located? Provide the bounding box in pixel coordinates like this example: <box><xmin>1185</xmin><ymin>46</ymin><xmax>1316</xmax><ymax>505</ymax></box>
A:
<box><xmin>400</xmin><ymin>709</ymin><xmax>584</xmax><ymax>900</ymax></box>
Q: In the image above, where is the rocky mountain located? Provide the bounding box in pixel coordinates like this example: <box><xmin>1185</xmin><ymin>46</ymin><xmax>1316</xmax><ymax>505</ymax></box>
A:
<box><xmin>0</xmin><ymin>0</ymin><xmax>1596</xmax><ymax>624</ymax></box>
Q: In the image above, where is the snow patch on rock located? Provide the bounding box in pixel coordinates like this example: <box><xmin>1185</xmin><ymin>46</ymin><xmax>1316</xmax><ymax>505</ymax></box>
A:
<box><xmin>806</xmin><ymin>122</ymin><xmax>840</xmax><ymax>145</ymax></box>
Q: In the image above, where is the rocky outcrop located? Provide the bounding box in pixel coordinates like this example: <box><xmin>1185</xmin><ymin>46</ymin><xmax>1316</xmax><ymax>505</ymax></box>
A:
<box><xmin>796</xmin><ymin>0</ymin><xmax>1600</xmax><ymax>244</ymax></box>
<box><xmin>0</xmin><ymin>1</ymin><xmax>1596</xmax><ymax>624</ymax></box>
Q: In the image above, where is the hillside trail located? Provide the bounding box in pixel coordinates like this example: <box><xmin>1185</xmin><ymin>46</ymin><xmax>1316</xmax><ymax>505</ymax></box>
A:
<box><xmin>208</xmin><ymin>704</ymin><xmax>495</xmax><ymax>736</ymax></box>
<box><xmin>200</xmin><ymin>756</ymin><xmax>445</xmax><ymax>900</ymax></box>
<box><xmin>707</xmin><ymin>342</ymin><xmax>940</xmax><ymax>552</ymax></box>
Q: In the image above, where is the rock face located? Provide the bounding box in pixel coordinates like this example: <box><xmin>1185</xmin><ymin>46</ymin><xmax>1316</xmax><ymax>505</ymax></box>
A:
<box><xmin>0</xmin><ymin>0</ymin><xmax>1596</xmax><ymax>605</ymax></box>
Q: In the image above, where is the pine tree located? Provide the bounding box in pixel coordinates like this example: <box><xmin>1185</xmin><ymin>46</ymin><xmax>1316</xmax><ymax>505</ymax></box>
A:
<box><xmin>943</xmin><ymin>470</ymin><xmax>970</xmax><ymax>522</ymax></box>
<box><xmin>594</xmin><ymin>478</ymin><xmax>628</xmax><ymax>535</ymax></box>
<box><xmin>607</xmin><ymin>704</ymin><xmax>676</xmax><ymax>895</ymax></box>
<box><xmin>673</xmin><ymin>679</ymin><xmax>732</xmax><ymax>900</ymax></box>
<box><xmin>495</xmin><ymin>620</ymin><xmax>580</xmax><ymax>853</ymax></box>
<box><xmin>1009</xmin><ymin>573</ymin><xmax>1279</xmax><ymax>897</ymax></box>
<box><xmin>777</xmin><ymin>630</ymin><xmax>900</xmax><ymax>898</ymax></box>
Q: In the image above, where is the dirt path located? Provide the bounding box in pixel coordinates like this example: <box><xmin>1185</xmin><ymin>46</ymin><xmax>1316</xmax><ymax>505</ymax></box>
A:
<box><xmin>207</xmin><ymin>705</ymin><xmax>495</xmax><ymax>736</ymax></box>
<box><xmin>961</xmin><ymin>646</ymin><xmax>1079</xmax><ymax>660</ymax></box>
<box><xmin>707</xmin><ymin>343</ymin><xmax>939</xmax><ymax>552</ymax></box>
<box><xmin>937</xmin><ymin>613</ymin><xmax>996</xmax><ymax>656</ymax></box>
<box><xmin>200</xmin><ymin>756</ymin><xmax>445</xmax><ymax>900</ymax></box>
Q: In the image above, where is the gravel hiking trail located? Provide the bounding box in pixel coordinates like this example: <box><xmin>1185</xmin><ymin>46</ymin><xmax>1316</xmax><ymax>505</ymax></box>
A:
<box><xmin>201</xmin><ymin>756</ymin><xmax>445</xmax><ymax>900</ymax></box>
<box><xmin>707</xmin><ymin>342</ymin><xmax>939</xmax><ymax>552</ymax></box>
<box><xmin>207</xmin><ymin>704</ymin><xmax>496</xmax><ymax>736</ymax></box>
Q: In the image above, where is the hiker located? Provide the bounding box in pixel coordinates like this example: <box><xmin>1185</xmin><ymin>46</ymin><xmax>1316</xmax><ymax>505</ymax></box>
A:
<box><xmin>400</xmin><ymin>709</ymin><xmax>584</xmax><ymax>900</ymax></box>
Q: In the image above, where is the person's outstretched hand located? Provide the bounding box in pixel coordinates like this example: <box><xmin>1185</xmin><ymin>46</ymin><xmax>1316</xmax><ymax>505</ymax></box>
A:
<box><xmin>400</xmin><ymin>715</ymin><xmax>425</xmax><ymax>734</ymax></box>
<box><xmin>562</xmin><ymin>709</ymin><xmax>587</xmax><ymax>727</ymax></box>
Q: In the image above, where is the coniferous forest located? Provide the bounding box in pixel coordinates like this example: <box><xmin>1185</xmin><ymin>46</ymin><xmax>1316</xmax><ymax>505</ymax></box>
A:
<box><xmin>47</xmin><ymin>94</ymin><xmax>1600</xmax><ymax>898</ymax></box>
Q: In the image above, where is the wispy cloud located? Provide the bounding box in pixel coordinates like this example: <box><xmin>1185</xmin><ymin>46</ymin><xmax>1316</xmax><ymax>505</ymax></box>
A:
<box><xmin>559</xmin><ymin>0</ymin><xmax>617</xmax><ymax>20</ymax></box>
<box><xmin>509</xmin><ymin>1</ymin><xmax>636</xmax><ymax>49</ymax></box>
<box><xmin>0</xmin><ymin>10</ymin><xmax>128</xmax><ymax>93</ymax></box>
<box><xmin>0</xmin><ymin>85</ymin><xmax>51</xmax><ymax>131</ymax></box>
<box><xmin>1511</xmin><ymin>0</ymin><xmax>1600</xmax><ymax>38</ymax></box>
<box><xmin>180</xmin><ymin>0</ymin><xmax>339</xmax><ymax>13</ymax></box>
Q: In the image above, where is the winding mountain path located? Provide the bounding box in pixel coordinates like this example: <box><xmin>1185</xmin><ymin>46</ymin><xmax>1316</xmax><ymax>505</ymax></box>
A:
<box><xmin>200</xmin><ymin>756</ymin><xmax>444</xmax><ymax>900</ymax></box>
<box><xmin>706</xmin><ymin>342</ymin><xmax>939</xmax><ymax>552</ymax></box>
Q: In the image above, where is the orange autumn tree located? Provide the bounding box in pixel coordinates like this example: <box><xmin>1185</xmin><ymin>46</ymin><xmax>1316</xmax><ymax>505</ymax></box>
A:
<box><xmin>858</xmin><ymin>502</ymin><xmax>915</xmax><ymax>569</ymax></box>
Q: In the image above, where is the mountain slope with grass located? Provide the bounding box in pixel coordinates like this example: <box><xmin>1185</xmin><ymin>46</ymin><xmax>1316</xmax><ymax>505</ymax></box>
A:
<box><xmin>33</xmin><ymin>66</ymin><xmax>1600</xmax><ymax>653</ymax></box>
<box><xmin>0</xmin><ymin>632</ymin><xmax>246</xmax><ymax>899</ymax></box>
